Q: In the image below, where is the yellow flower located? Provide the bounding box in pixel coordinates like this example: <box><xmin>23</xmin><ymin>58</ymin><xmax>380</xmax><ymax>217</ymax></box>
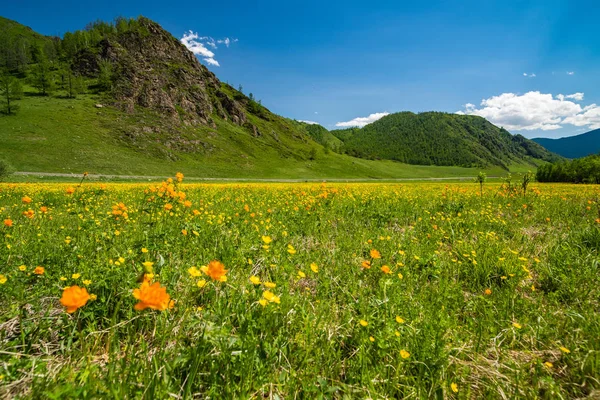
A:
<box><xmin>82</xmin><ymin>279</ymin><xmax>92</xmax><ymax>285</ymax></box>
<box><xmin>559</xmin><ymin>346</ymin><xmax>571</xmax><ymax>354</ymax></box>
<box><xmin>297</xmin><ymin>271</ymin><xmax>306</xmax><ymax>278</ymax></box>
<box><xmin>544</xmin><ymin>361</ymin><xmax>553</xmax><ymax>368</ymax></box>
<box><xmin>142</xmin><ymin>248</ymin><xmax>148</xmax><ymax>253</ymax></box>
<box><xmin>369</xmin><ymin>336</ymin><xmax>375</xmax><ymax>342</ymax></box>
<box><xmin>287</xmin><ymin>244</ymin><xmax>296</xmax><ymax>255</ymax></box>
<box><xmin>264</xmin><ymin>281</ymin><xmax>276</xmax><ymax>288</ymax></box>
<box><xmin>18</xmin><ymin>265</ymin><xmax>27</xmax><ymax>271</ymax></box>
<box><xmin>89</xmin><ymin>293</ymin><xmax>97</xmax><ymax>301</ymax></box>
<box><xmin>0</xmin><ymin>274</ymin><xmax>7</xmax><ymax>284</ymax></box>
<box><xmin>397</xmin><ymin>273</ymin><xmax>403</xmax><ymax>279</ymax></box>
<box><xmin>261</xmin><ymin>235</ymin><xmax>272</xmax><ymax>244</ymax></box>
<box><xmin>400</xmin><ymin>349</ymin><xmax>410</xmax><ymax>359</ymax></box>
<box><xmin>359</xmin><ymin>319</ymin><xmax>368</xmax><ymax>327</ymax></box>
<box><xmin>197</xmin><ymin>279</ymin><xmax>207</xmax><ymax>288</ymax></box>
<box><xmin>60</xmin><ymin>285</ymin><xmax>90</xmax><ymax>313</ymax></box>
<box><xmin>512</xmin><ymin>322</ymin><xmax>522</xmax><ymax>329</ymax></box>
<box><xmin>188</xmin><ymin>266</ymin><xmax>203</xmax><ymax>277</ymax></box>
<box><xmin>395</xmin><ymin>316</ymin><xmax>405</xmax><ymax>324</ymax></box>
<box><xmin>394</xmin><ymin>331</ymin><xmax>400</xmax><ymax>337</ymax></box>
<box><xmin>310</xmin><ymin>263</ymin><xmax>319</xmax><ymax>273</ymax></box>
<box><xmin>249</xmin><ymin>275</ymin><xmax>261</xmax><ymax>285</ymax></box>
<box><xmin>451</xmin><ymin>383</ymin><xmax>458</xmax><ymax>393</ymax></box>
<box><xmin>262</xmin><ymin>290</ymin><xmax>281</xmax><ymax>304</ymax></box>
<box><xmin>370</xmin><ymin>249</ymin><xmax>381</xmax><ymax>259</ymax></box>
<box><xmin>72</xmin><ymin>273</ymin><xmax>81</xmax><ymax>279</ymax></box>
<box><xmin>258</xmin><ymin>299</ymin><xmax>268</xmax><ymax>307</ymax></box>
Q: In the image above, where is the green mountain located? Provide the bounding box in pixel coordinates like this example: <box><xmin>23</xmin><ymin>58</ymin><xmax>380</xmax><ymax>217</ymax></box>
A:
<box><xmin>0</xmin><ymin>16</ymin><xmax>558</xmax><ymax>178</ymax></box>
<box><xmin>532</xmin><ymin>129</ymin><xmax>600</xmax><ymax>159</ymax></box>
<box><xmin>331</xmin><ymin>112</ymin><xmax>561</xmax><ymax>169</ymax></box>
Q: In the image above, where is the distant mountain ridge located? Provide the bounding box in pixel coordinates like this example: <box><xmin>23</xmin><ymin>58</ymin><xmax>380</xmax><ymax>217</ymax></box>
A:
<box><xmin>533</xmin><ymin>129</ymin><xmax>600</xmax><ymax>159</ymax></box>
<box><xmin>330</xmin><ymin>112</ymin><xmax>561</xmax><ymax>169</ymax></box>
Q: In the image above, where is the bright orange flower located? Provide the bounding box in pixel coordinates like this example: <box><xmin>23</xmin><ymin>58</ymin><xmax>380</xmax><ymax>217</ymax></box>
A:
<box><xmin>33</xmin><ymin>266</ymin><xmax>45</xmax><ymax>275</ymax></box>
<box><xmin>60</xmin><ymin>285</ymin><xmax>90</xmax><ymax>313</ymax></box>
<box><xmin>164</xmin><ymin>203</ymin><xmax>173</xmax><ymax>211</ymax></box>
<box><xmin>65</xmin><ymin>187</ymin><xmax>75</xmax><ymax>195</ymax></box>
<box><xmin>203</xmin><ymin>260</ymin><xmax>228</xmax><ymax>281</ymax></box>
<box><xmin>484</xmin><ymin>288</ymin><xmax>492</xmax><ymax>295</ymax></box>
<box><xmin>22</xmin><ymin>196</ymin><xmax>32</xmax><ymax>204</ymax></box>
<box><xmin>370</xmin><ymin>249</ymin><xmax>381</xmax><ymax>259</ymax></box>
<box><xmin>133</xmin><ymin>281</ymin><xmax>172</xmax><ymax>311</ymax></box>
<box><xmin>361</xmin><ymin>260</ymin><xmax>371</xmax><ymax>269</ymax></box>
<box><xmin>3</xmin><ymin>219</ymin><xmax>12</xmax><ymax>227</ymax></box>
<box><xmin>381</xmin><ymin>265</ymin><xmax>391</xmax><ymax>274</ymax></box>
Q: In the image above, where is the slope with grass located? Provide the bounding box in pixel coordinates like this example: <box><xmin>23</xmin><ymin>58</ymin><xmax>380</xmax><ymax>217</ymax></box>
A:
<box><xmin>331</xmin><ymin>112</ymin><xmax>561</xmax><ymax>169</ymax></box>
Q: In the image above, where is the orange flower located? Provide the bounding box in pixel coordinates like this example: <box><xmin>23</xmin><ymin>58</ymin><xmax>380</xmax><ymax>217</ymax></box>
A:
<box><xmin>202</xmin><ymin>260</ymin><xmax>228</xmax><ymax>282</ymax></box>
<box><xmin>22</xmin><ymin>196</ymin><xmax>32</xmax><ymax>204</ymax></box>
<box><xmin>484</xmin><ymin>288</ymin><xmax>492</xmax><ymax>295</ymax></box>
<box><xmin>133</xmin><ymin>281</ymin><xmax>172</xmax><ymax>311</ymax></box>
<box><xmin>164</xmin><ymin>203</ymin><xmax>173</xmax><ymax>211</ymax></box>
<box><xmin>33</xmin><ymin>266</ymin><xmax>45</xmax><ymax>275</ymax></box>
<box><xmin>361</xmin><ymin>260</ymin><xmax>371</xmax><ymax>269</ymax></box>
<box><xmin>3</xmin><ymin>219</ymin><xmax>12</xmax><ymax>227</ymax></box>
<box><xmin>60</xmin><ymin>285</ymin><xmax>90</xmax><ymax>313</ymax></box>
<box><xmin>370</xmin><ymin>249</ymin><xmax>381</xmax><ymax>259</ymax></box>
<box><xmin>381</xmin><ymin>265</ymin><xmax>391</xmax><ymax>274</ymax></box>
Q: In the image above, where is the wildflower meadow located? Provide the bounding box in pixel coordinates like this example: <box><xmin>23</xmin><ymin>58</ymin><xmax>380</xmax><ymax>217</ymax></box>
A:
<box><xmin>1</xmin><ymin>176</ymin><xmax>599</xmax><ymax>398</ymax></box>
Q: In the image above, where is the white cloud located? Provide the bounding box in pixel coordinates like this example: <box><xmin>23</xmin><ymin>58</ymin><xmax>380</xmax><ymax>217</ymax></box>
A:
<box><xmin>299</xmin><ymin>120</ymin><xmax>319</xmax><ymax>125</ymax></box>
<box><xmin>456</xmin><ymin>91</ymin><xmax>596</xmax><ymax>131</ymax></box>
<box><xmin>563</xmin><ymin>104</ymin><xmax>600</xmax><ymax>130</ymax></box>
<box><xmin>567</xmin><ymin>71</ymin><xmax>575</xmax><ymax>75</ymax></box>
<box><xmin>180</xmin><ymin>31</ymin><xmax>238</xmax><ymax>67</ymax></box>
<box><xmin>335</xmin><ymin>112</ymin><xmax>390</xmax><ymax>128</ymax></box>
<box><xmin>523</xmin><ymin>73</ymin><xmax>536</xmax><ymax>78</ymax></box>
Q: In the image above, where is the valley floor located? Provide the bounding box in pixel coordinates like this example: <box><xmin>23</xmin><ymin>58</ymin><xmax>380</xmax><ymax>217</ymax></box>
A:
<box><xmin>0</xmin><ymin>179</ymin><xmax>599</xmax><ymax>398</ymax></box>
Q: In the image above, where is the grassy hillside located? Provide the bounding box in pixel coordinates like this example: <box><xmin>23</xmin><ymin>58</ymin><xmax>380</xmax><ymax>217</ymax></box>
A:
<box><xmin>331</xmin><ymin>112</ymin><xmax>560</xmax><ymax>169</ymax></box>
<box><xmin>533</xmin><ymin>129</ymin><xmax>600</xmax><ymax>159</ymax></box>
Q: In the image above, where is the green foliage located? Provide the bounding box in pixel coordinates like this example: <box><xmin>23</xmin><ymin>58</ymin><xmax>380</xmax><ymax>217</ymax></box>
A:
<box><xmin>475</xmin><ymin>171</ymin><xmax>486</xmax><ymax>196</ymax></box>
<box><xmin>533</xmin><ymin>129</ymin><xmax>600</xmax><ymax>159</ymax></box>
<box><xmin>536</xmin><ymin>154</ymin><xmax>600</xmax><ymax>183</ymax></box>
<box><xmin>30</xmin><ymin>58</ymin><xmax>55</xmax><ymax>95</ymax></box>
<box><xmin>97</xmin><ymin>59</ymin><xmax>113</xmax><ymax>92</ymax></box>
<box><xmin>0</xmin><ymin>71</ymin><xmax>23</xmax><ymax>115</ymax></box>
<box><xmin>331</xmin><ymin>112</ymin><xmax>561</xmax><ymax>168</ymax></box>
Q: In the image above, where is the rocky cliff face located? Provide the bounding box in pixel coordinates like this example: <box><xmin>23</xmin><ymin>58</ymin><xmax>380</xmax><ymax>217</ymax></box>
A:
<box><xmin>75</xmin><ymin>17</ymin><xmax>247</xmax><ymax>127</ymax></box>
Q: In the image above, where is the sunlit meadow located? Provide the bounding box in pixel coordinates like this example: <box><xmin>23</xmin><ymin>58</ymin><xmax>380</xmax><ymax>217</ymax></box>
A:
<box><xmin>1</xmin><ymin>177</ymin><xmax>599</xmax><ymax>398</ymax></box>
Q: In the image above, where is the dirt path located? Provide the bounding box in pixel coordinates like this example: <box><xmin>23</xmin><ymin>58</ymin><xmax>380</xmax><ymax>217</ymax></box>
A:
<box><xmin>14</xmin><ymin>171</ymin><xmax>484</xmax><ymax>182</ymax></box>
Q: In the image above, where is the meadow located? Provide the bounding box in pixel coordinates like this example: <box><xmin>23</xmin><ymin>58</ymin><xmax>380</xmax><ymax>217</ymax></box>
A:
<box><xmin>0</xmin><ymin>176</ymin><xmax>599</xmax><ymax>399</ymax></box>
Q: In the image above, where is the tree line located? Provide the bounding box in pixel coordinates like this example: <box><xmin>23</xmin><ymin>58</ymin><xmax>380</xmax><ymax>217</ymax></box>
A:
<box><xmin>536</xmin><ymin>154</ymin><xmax>600</xmax><ymax>183</ymax></box>
<box><xmin>0</xmin><ymin>17</ymin><xmax>147</xmax><ymax>115</ymax></box>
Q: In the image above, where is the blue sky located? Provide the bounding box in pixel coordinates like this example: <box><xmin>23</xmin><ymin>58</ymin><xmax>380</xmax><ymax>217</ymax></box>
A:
<box><xmin>3</xmin><ymin>0</ymin><xmax>599</xmax><ymax>138</ymax></box>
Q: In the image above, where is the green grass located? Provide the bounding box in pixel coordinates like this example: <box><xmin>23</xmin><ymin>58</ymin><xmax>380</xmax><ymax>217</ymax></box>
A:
<box><xmin>1</xmin><ymin>93</ymin><xmax>532</xmax><ymax>180</ymax></box>
<box><xmin>0</xmin><ymin>179</ymin><xmax>599</xmax><ymax>398</ymax></box>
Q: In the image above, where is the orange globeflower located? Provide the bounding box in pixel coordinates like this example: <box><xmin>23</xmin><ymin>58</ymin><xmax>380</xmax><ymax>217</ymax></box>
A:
<box><xmin>3</xmin><ymin>219</ymin><xmax>12</xmax><ymax>227</ymax></box>
<box><xmin>60</xmin><ymin>285</ymin><xmax>90</xmax><ymax>313</ymax></box>
<box><xmin>202</xmin><ymin>260</ymin><xmax>228</xmax><ymax>282</ymax></box>
<box><xmin>133</xmin><ymin>281</ymin><xmax>172</xmax><ymax>311</ymax></box>
<box><xmin>361</xmin><ymin>260</ymin><xmax>371</xmax><ymax>269</ymax></box>
<box><xmin>370</xmin><ymin>249</ymin><xmax>381</xmax><ymax>259</ymax></box>
<box><xmin>66</xmin><ymin>187</ymin><xmax>75</xmax><ymax>195</ymax></box>
<box><xmin>22</xmin><ymin>196</ymin><xmax>32</xmax><ymax>204</ymax></box>
<box><xmin>381</xmin><ymin>265</ymin><xmax>391</xmax><ymax>274</ymax></box>
<box><xmin>33</xmin><ymin>266</ymin><xmax>45</xmax><ymax>275</ymax></box>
